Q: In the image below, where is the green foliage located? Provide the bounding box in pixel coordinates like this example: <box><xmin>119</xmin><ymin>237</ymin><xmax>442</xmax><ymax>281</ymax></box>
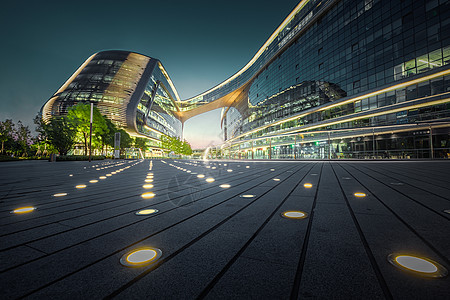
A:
<box><xmin>55</xmin><ymin>155</ymin><xmax>105</xmax><ymax>161</ymax></box>
<box><xmin>45</xmin><ymin>116</ymin><xmax>78</xmax><ymax>155</ymax></box>
<box><xmin>0</xmin><ymin>119</ymin><xmax>14</xmax><ymax>154</ymax></box>
<box><xmin>117</xmin><ymin>129</ymin><xmax>132</xmax><ymax>154</ymax></box>
<box><xmin>160</xmin><ymin>135</ymin><xmax>192</xmax><ymax>156</ymax></box>
<box><xmin>0</xmin><ymin>119</ymin><xmax>33</xmax><ymax>157</ymax></box>
<box><xmin>67</xmin><ymin>103</ymin><xmax>107</xmax><ymax>155</ymax></box>
<box><xmin>135</xmin><ymin>137</ymin><xmax>147</xmax><ymax>149</ymax></box>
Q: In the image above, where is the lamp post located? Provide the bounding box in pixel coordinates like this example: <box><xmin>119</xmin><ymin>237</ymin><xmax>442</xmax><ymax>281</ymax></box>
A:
<box><xmin>89</xmin><ymin>101</ymin><xmax>93</xmax><ymax>162</ymax></box>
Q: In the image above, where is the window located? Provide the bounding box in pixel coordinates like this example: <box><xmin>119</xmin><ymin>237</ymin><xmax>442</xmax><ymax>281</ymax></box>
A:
<box><xmin>353</xmin><ymin>80</ymin><xmax>360</xmax><ymax>88</ymax></box>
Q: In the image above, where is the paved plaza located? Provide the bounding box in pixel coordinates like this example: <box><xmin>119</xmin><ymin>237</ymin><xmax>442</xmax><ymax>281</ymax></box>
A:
<box><xmin>0</xmin><ymin>159</ymin><xmax>449</xmax><ymax>299</ymax></box>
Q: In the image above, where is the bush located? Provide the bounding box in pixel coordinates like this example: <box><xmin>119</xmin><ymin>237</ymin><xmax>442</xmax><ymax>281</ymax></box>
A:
<box><xmin>0</xmin><ymin>155</ymin><xmax>20</xmax><ymax>162</ymax></box>
<box><xmin>56</xmin><ymin>155</ymin><xmax>105</xmax><ymax>161</ymax></box>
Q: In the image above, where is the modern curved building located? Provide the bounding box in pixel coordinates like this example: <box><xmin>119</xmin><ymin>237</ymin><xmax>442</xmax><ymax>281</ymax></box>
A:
<box><xmin>41</xmin><ymin>51</ymin><xmax>182</xmax><ymax>155</ymax></box>
<box><xmin>43</xmin><ymin>0</ymin><xmax>450</xmax><ymax>159</ymax></box>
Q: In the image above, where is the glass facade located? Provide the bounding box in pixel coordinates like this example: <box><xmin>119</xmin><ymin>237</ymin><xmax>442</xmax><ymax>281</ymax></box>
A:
<box><xmin>42</xmin><ymin>0</ymin><xmax>450</xmax><ymax>159</ymax></box>
<box><xmin>182</xmin><ymin>0</ymin><xmax>450</xmax><ymax>160</ymax></box>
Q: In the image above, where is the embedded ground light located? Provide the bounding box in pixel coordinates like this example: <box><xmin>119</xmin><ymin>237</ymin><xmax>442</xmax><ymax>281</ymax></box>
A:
<box><xmin>11</xmin><ymin>206</ymin><xmax>36</xmax><ymax>214</ymax></box>
<box><xmin>141</xmin><ymin>192</ymin><xmax>155</xmax><ymax>199</ymax></box>
<box><xmin>354</xmin><ymin>192</ymin><xmax>366</xmax><ymax>197</ymax></box>
<box><xmin>76</xmin><ymin>185</ymin><xmax>87</xmax><ymax>189</ymax></box>
<box><xmin>240</xmin><ymin>194</ymin><xmax>256</xmax><ymax>198</ymax></box>
<box><xmin>206</xmin><ymin>178</ymin><xmax>215</xmax><ymax>183</ymax></box>
<box><xmin>304</xmin><ymin>183</ymin><xmax>313</xmax><ymax>188</ymax></box>
<box><xmin>135</xmin><ymin>209</ymin><xmax>159</xmax><ymax>215</ymax></box>
<box><xmin>387</xmin><ymin>254</ymin><xmax>447</xmax><ymax>278</ymax></box>
<box><xmin>282</xmin><ymin>211</ymin><xmax>308</xmax><ymax>219</ymax></box>
<box><xmin>120</xmin><ymin>247</ymin><xmax>162</xmax><ymax>267</ymax></box>
<box><xmin>220</xmin><ymin>184</ymin><xmax>231</xmax><ymax>188</ymax></box>
<box><xmin>53</xmin><ymin>193</ymin><xmax>68</xmax><ymax>197</ymax></box>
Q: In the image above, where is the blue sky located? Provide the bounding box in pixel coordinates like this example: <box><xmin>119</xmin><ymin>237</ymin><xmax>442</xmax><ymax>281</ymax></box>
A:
<box><xmin>0</xmin><ymin>0</ymin><xmax>299</xmax><ymax>149</ymax></box>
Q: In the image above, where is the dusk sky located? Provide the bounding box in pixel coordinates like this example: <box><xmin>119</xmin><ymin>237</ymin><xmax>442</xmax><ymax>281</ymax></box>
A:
<box><xmin>0</xmin><ymin>0</ymin><xmax>299</xmax><ymax>149</ymax></box>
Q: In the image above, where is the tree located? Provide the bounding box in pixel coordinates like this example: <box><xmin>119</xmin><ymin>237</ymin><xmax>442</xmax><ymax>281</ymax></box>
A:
<box><xmin>181</xmin><ymin>140</ymin><xmax>193</xmax><ymax>156</ymax></box>
<box><xmin>15</xmin><ymin>121</ymin><xmax>32</xmax><ymax>156</ymax></box>
<box><xmin>45</xmin><ymin>116</ymin><xmax>77</xmax><ymax>155</ymax></box>
<box><xmin>67</xmin><ymin>103</ymin><xmax>107</xmax><ymax>155</ymax></box>
<box><xmin>160</xmin><ymin>134</ymin><xmax>192</xmax><ymax>156</ymax></box>
<box><xmin>100</xmin><ymin>117</ymin><xmax>118</xmax><ymax>155</ymax></box>
<box><xmin>118</xmin><ymin>129</ymin><xmax>132</xmax><ymax>155</ymax></box>
<box><xmin>0</xmin><ymin>119</ymin><xmax>14</xmax><ymax>154</ymax></box>
<box><xmin>135</xmin><ymin>137</ymin><xmax>147</xmax><ymax>150</ymax></box>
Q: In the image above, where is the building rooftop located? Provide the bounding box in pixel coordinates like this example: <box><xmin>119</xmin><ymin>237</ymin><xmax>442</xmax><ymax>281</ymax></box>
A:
<box><xmin>1</xmin><ymin>159</ymin><xmax>449</xmax><ymax>298</ymax></box>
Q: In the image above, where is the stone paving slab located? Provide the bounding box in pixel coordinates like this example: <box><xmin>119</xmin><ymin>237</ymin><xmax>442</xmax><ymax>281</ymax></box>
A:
<box><xmin>0</xmin><ymin>159</ymin><xmax>449</xmax><ymax>299</ymax></box>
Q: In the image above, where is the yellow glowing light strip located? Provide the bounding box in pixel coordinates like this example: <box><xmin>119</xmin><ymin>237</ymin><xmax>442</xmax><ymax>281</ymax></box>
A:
<box><xmin>181</xmin><ymin>0</ymin><xmax>310</xmax><ymax>102</ymax></box>
<box><xmin>229</xmin><ymin>98</ymin><xmax>450</xmax><ymax>149</ymax></box>
<box><xmin>158</xmin><ymin>62</ymin><xmax>181</xmax><ymax>101</ymax></box>
<box><xmin>226</xmin><ymin>69</ymin><xmax>450</xmax><ymax>143</ymax></box>
<box><xmin>55</xmin><ymin>53</ymin><xmax>97</xmax><ymax>94</ymax></box>
<box><xmin>318</xmin><ymin>68</ymin><xmax>450</xmax><ymax>112</ymax></box>
<box><xmin>280</xmin><ymin>98</ymin><xmax>450</xmax><ymax>135</ymax></box>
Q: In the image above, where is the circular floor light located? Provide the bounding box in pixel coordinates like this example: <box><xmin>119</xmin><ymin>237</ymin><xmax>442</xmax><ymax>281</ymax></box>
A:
<box><xmin>354</xmin><ymin>192</ymin><xmax>366</xmax><ymax>197</ymax></box>
<box><xmin>69</xmin><ymin>174</ymin><xmax>73</xmax><ymax>177</ymax></box>
<box><xmin>120</xmin><ymin>247</ymin><xmax>162</xmax><ymax>267</ymax></box>
<box><xmin>304</xmin><ymin>183</ymin><xmax>313</xmax><ymax>188</ymax></box>
<box><xmin>135</xmin><ymin>208</ymin><xmax>159</xmax><ymax>215</ymax></box>
<box><xmin>76</xmin><ymin>185</ymin><xmax>87</xmax><ymax>189</ymax></box>
<box><xmin>197</xmin><ymin>174</ymin><xmax>205</xmax><ymax>178</ymax></box>
<box><xmin>311</xmin><ymin>173</ymin><xmax>318</xmax><ymax>176</ymax></box>
<box><xmin>246</xmin><ymin>166</ymin><xmax>250</xmax><ymax>168</ymax></box>
<box><xmin>141</xmin><ymin>192</ymin><xmax>155</xmax><ymax>199</ymax></box>
<box><xmin>240</xmin><ymin>194</ymin><xmax>255</xmax><ymax>198</ymax></box>
<box><xmin>206</xmin><ymin>177</ymin><xmax>215</xmax><ymax>183</ymax></box>
<box><xmin>273</xmin><ymin>178</ymin><xmax>281</xmax><ymax>181</ymax></box>
<box><xmin>143</xmin><ymin>184</ymin><xmax>154</xmax><ymax>189</ymax></box>
<box><xmin>220</xmin><ymin>184</ymin><xmax>231</xmax><ymax>188</ymax></box>
<box><xmin>270</xmin><ymin>169</ymin><xmax>275</xmax><ymax>171</ymax></box>
<box><xmin>89</xmin><ymin>180</ymin><xmax>98</xmax><ymax>183</ymax></box>
<box><xmin>282</xmin><ymin>211</ymin><xmax>308</xmax><ymax>219</ymax></box>
<box><xmin>99</xmin><ymin>176</ymin><xmax>107</xmax><ymax>179</ymax></box>
<box><xmin>387</xmin><ymin>254</ymin><xmax>447</xmax><ymax>278</ymax></box>
<box><xmin>53</xmin><ymin>193</ymin><xmax>68</xmax><ymax>197</ymax></box>
<box><xmin>145</xmin><ymin>179</ymin><xmax>154</xmax><ymax>183</ymax></box>
<box><xmin>106</xmin><ymin>174</ymin><xmax>112</xmax><ymax>177</ymax></box>
<box><xmin>11</xmin><ymin>206</ymin><xmax>36</xmax><ymax>214</ymax></box>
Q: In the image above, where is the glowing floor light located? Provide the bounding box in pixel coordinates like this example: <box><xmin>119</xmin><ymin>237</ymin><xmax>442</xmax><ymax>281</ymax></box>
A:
<box><xmin>143</xmin><ymin>184</ymin><xmax>154</xmax><ymax>189</ymax></box>
<box><xmin>304</xmin><ymin>183</ymin><xmax>313</xmax><ymax>188</ymax></box>
<box><xmin>273</xmin><ymin>178</ymin><xmax>281</xmax><ymax>181</ymax></box>
<box><xmin>11</xmin><ymin>206</ymin><xmax>36</xmax><ymax>214</ymax></box>
<box><xmin>53</xmin><ymin>193</ymin><xmax>68</xmax><ymax>197</ymax></box>
<box><xmin>135</xmin><ymin>208</ymin><xmax>159</xmax><ymax>215</ymax></box>
<box><xmin>354</xmin><ymin>192</ymin><xmax>366</xmax><ymax>197</ymax></box>
<box><xmin>282</xmin><ymin>211</ymin><xmax>307</xmax><ymax>219</ymax></box>
<box><xmin>240</xmin><ymin>194</ymin><xmax>255</xmax><ymax>198</ymax></box>
<box><xmin>106</xmin><ymin>174</ymin><xmax>112</xmax><ymax>177</ymax></box>
<box><xmin>141</xmin><ymin>192</ymin><xmax>155</xmax><ymax>199</ymax></box>
<box><xmin>76</xmin><ymin>185</ymin><xmax>87</xmax><ymax>189</ymax></box>
<box><xmin>387</xmin><ymin>254</ymin><xmax>447</xmax><ymax>277</ymax></box>
<box><xmin>227</xmin><ymin>169</ymin><xmax>233</xmax><ymax>172</ymax></box>
<box><xmin>220</xmin><ymin>184</ymin><xmax>231</xmax><ymax>188</ymax></box>
<box><xmin>270</xmin><ymin>169</ymin><xmax>275</xmax><ymax>171</ymax></box>
<box><xmin>206</xmin><ymin>178</ymin><xmax>215</xmax><ymax>183</ymax></box>
<box><xmin>145</xmin><ymin>179</ymin><xmax>154</xmax><ymax>183</ymax></box>
<box><xmin>246</xmin><ymin>166</ymin><xmax>250</xmax><ymax>168</ymax></box>
<box><xmin>197</xmin><ymin>174</ymin><xmax>205</xmax><ymax>178</ymax></box>
<box><xmin>89</xmin><ymin>180</ymin><xmax>99</xmax><ymax>183</ymax></box>
<box><xmin>99</xmin><ymin>176</ymin><xmax>107</xmax><ymax>179</ymax></box>
<box><xmin>120</xmin><ymin>247</ymin><xmax>162</xmax><ymax>267</ymax></box>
